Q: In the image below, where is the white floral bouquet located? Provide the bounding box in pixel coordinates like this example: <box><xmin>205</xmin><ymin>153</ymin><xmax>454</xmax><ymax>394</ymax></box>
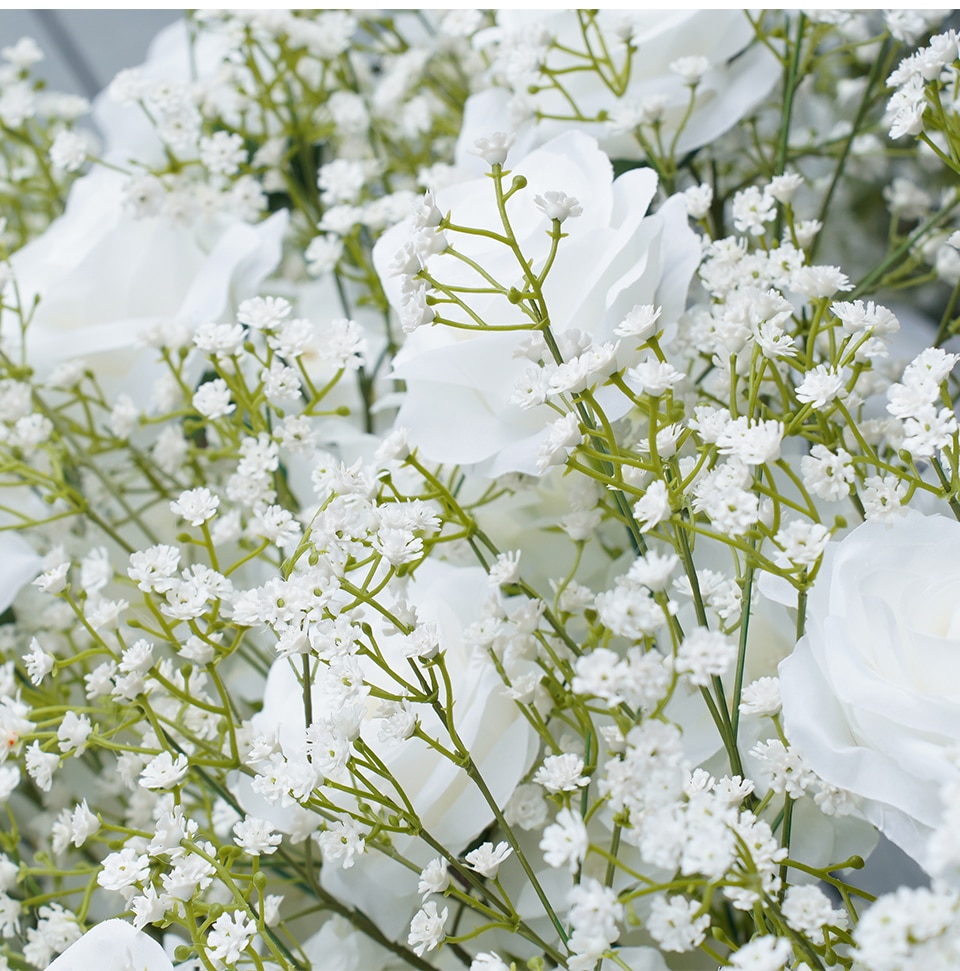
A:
<box><xmin>1</xmin><ymin>9</ymin><xmax>960</xmax><ymax>971</ymax></box>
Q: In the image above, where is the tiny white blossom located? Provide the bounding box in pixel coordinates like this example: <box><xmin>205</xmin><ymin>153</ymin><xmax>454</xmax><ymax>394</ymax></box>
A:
<box><xmin>170</xmin><ymin>488</ymin><xmax>219</xmax><ymax>527</ymax></box>
<box><xmin>534</xmin><ymin>190</ymin><xmax>583</xmax><ymax>222</ymax></box>
<box><xmin>192</xmin><ymin>379</ymin><xmax>235</xmax><ymax>420</ymax></box>
<box><xmin>139</xmin><ymin>751</ymin><xmax>189</xmax><ymax>790</ymax></box>
<box><xmin>739</xmin><ymin>677</ymin><xmax>782</xmax><ymax>717</ymax></box>
<box><xmin>408</xmin><ymin>902</ymin><xmax>447</xmax><ymax>956</ymax></box>
<box><xmin>207</xmin><ymin>912</ymin><xmax>255</xmax><ymax>966</ymax></box>
<box><xmin>233</xmin><ymin>816</ymin><xmax>282</xmax><ymax>856</ymax></box>
<box><xmin>730</xmin><ymin>935</ymin><xmax>793</xmax><ymax>970</ymax></box>
<box><xmin>417</xmin><ymin>858</ymin><xmax>450</xmax><ymax>898</ymax></box>
<box><xmin>465</xmin><ymin>841</ymin><xmax>512</xmax><ymax>878</ymax></box>
<box><xmin>540</xmin><ymin>808</ymin><xmax>589</xmax><ymax>873</ymax></box>
<box><xmin>633</xmin><ymin>480</ymin><xmax>671</xmax><ymax>531</ymax></box>
<box><xmin>56</xmin><ymin>712</ymin><xmax>92</xmax><ymax>755</ymax></box>
<box><xmin>471</xmin><ymin>132</ymin><xmax>515</xmax><ymax>166</ymax></box>
<box><xmin>534</xmin><ymin>753</ymin><xmax>590</xmax><ymax>793</ymax></box>
<box><xmin>24</xmin><ymin>639</ymin><xmax>54</xmax><ymax>686</ymax></box>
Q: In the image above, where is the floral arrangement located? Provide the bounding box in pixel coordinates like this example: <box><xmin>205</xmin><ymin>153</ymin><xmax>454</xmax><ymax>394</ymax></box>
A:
<box><xmin>2</xmin><ymin>9</ymin><xmax>960</xmax><ymax>971</ymax></box>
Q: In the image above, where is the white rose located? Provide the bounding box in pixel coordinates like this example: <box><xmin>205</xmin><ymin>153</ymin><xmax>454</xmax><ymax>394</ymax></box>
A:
<box><xmin>0</xmin><ymin>533</ymin><xmax>41</xmax><ymax>613</ymax></box>
<box><xmin>456</xmin><ymin>10</ymin><xmax>779</xmax><ymax>170</ymax></box>
<box><xmin>241</xmin><ymin>561</ymin><xmax>539</xmax><ymax>937</ymax></box>
<box><xmin>374</xmin><ymin>131</ymin><xmax>700</xmax><ymax>476</ymax></box>
<box><xmin>4</xmin><ymin>167</ymin><xmax>286</xmax><ymax>396</ymax></box>
<box><xmin>779</xmin><ymin>511</ymin><xmax>960</xmax><ymax>867</ymax></box>
<box><xmin>46</xmin><ymin>920</ymin><xmax>174</xmax><ymax>971</ymax></box>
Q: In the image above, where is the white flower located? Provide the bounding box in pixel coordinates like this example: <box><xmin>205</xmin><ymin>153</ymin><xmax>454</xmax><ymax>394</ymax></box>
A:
<box><xmin>0</xmin><ymin>766</ymin><xmax>19</xmax><ymax>802</ymax></box>
<box><xmin>456</xmin><ymin>11</ymin><xmax>779</xmax><ymax>165</ymax></box>
<box><xmin>2</xmin><ymin>37</ymin><xmax>43</xmax><ymax>69</ymax></box>
<box><xmin>24</xmin><ymin>742</ymin><xmax>58</xmax><ymax>792</ymax></box>
<box><xmin>57</xmin><ymin>711</ymin><xmax>92</xmax><ymax>755</ymax></box>
<box><xmin>24</xmin><ymin>638</ymin><xmax>54</xmax><ymax>686</ymax></box>
<box><xmin>739</xmin><ymin>677</ymin><xmax>782</xmax><ymax>717</ymax></box>
<box><xmin>49</xmin><ymin>130</ymin><xmax>88</xmax><ymax>172</ymax></box>
<box><xmin>464</xmin><ymin>840</ymin><xmax>513</xmax><ymax>878</ymax></box>
<box><xmin>170</xmin><ymin>488</ymin><xmax>220</xmax><ymax>527</ymax></box>
<box><xmin>4</xmin><ymin>168</ymin><xmax>286</xmax><ymax>402</ymax></box>
<box><xmin>730</xmin><ymin>935</ymin><xmax>793</xmax><ymax>970</ymax></box>
<box><xmin>795</xmin><ymin>365</ymin><xmax>845</xmax><ymax>409</ymax></box>
<box><xmin>192</xmin><ymin>379</ymin><xmax>235</xmax><ymax>420</ymax></box>
<box><xmin>44</xmin><ymin>920</ymin><xmax>174</xmax><ymax>971</ymax></box>
<box><xmin>615</xmin><ymin>304</ymin><xmax>663</xmax><ymax>341</ymax></box>
<box><xmin>471</xmin><ymin>954</ymin><xmax>511</xmax><ymax>971</ymax></box>
<box><xmin>98</xmin><ymin>847</ymin><xmax>150</xmax><ymax>893</ymax></box>
<box><xmin>407</xmin><ymin>902</ymin><xmax>447</xmax><ymax>956</ymax></box>
<box><xmin>316</xmin><ymin>819</ymin><xmax>366</xmax><ymax>869</ymax></box>
<box><xmin>779</xmin><ymin>511</ymin><xmax>960</xmax><ymax>866</ymax></box>
<box><xmin>782</xmin><ymin>885</ymin><xmax>845</xmax><ymax>945</ymax></box>
<box><xmin>207</xmin><ymin>912</ymin><xmax>255</xmax><ymax>966</ymax></box>
<box><xmin>139</xmin><ymin>751</ymin><xmax>189</xmax><ymax>790</ymax></box>
<box><xmin>417</xmin><ymin>858</ymin><xmax>450</xmax><ymax>898</ymax></box>
<box><xmin>238</xmin><ymin>562</ymin><xmax>537</xmax><ymax>938</ymax></box>
<box><xmin>69</xmin><ymin>800</ymin><xmax>100</xmax><ymax>847</ymax></box>
<box><xmin>683</xmin><ymin>184</ymin><xmax>713</xmax><ymax>220</ymax></box>
<box><xmin>861</xmin><ymin>475</ymin><xmax>907</xmax><ymax>523</ymax></box>
<box><xmin>716</xmin><ymin>417</ymin><xmax>783</xmax><ymax>465</ymax></box>
<box><xmin>647</xmin><ymin>894</ymin><xmax>709</xmax><ymax>952</ymax></box>
<box><xmin>376</xmin><ymin>131</ymin><xmax>699</xmax><ymax>476</ymax></box>
<box><xmin>633</xmin><ymin>480</ymin><xmax>672</xmax><ymax>532</ymax></box>
<box><xmin>676</xmin><ymin>628</ymin><xmax>737</xmax><ymax>686</ymax></box>
<box><xmin>533</xmin><ymin>190</ymin><xmax>583</xmax><ymax>222</ymax></box>
<box><xmin>533</xmin><ymin>752</ymin><xmax>590</xmax><ymax>793</ymax></box>
<box><xmin>470</xmin><ymin>132</ymin><xmax>515</xmax><ymax>166</ymax></box>
<box><xmin>489</xmin><ymin>550</ymin><xmax>522</xmax><ymax>586</ymax></box>
<box><xmin>670</xmin><ymin>55</ymin><xmax>711</xmax><ymax>85</ymax></box>
<box><xmin>199</xmin><ymin>131</ymin><xmax>246</xmax><ymax>176</ymax></box>
<box><xmin>540</xmin><ymin>808</ymin><xmax>589</xmax><ymax>872</ymax></box>
<box><xmin>233</xmin><ymin>816</ymin><xmax>282</xmax><ymax>857</ymax></box>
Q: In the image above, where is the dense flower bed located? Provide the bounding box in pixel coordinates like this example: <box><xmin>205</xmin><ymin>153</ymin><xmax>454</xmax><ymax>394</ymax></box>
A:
<box><xmin>1</xmin><ymin>10</ymin><xmax>960</xmax><ymax>971</ymax></box>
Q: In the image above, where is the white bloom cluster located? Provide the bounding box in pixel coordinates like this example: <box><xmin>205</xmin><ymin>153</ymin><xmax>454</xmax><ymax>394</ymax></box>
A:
<box><xmin>4</xmin><ymin>9</ymin><xmax>960</xmax><ymax>971</ymax></box>
<box><xmin>886</xmin><ymin>30</ymin><xmax>959</xmax><ymax>139</ymax></box>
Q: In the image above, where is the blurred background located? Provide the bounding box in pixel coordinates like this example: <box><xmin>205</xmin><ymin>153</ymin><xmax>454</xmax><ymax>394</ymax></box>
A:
<box><xmin>0</xmin><ymin>10</ymin><xmax>181</xmax><ymax>99</ymax></box>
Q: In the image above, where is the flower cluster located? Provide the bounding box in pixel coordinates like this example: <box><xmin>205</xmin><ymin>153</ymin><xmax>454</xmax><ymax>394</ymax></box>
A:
<box><xmin>1</xmin><ymin>9</ymin><xmax>960</xmax><ymax>971</ymax></box>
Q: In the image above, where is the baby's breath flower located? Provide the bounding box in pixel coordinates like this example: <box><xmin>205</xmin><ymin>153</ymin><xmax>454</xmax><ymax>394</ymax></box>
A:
<box><xmin>534</xmin><ymin>753</ymin><xmax>590</xmax><ymax>793</ymax></box>
<box><xmin>139</xmin><ymin>752</ymin><xmax>189</xmax><ymax>791</ymax></box>
<box><xmin>170</xmin><ymin>488</ymin><xmax>220</xmax><ymax>527</ymax></box>
<box><xmin>23</xmin><ymin>638</ymin><xmax>54</xmax><ymax>686</ymax></box>
<box><xmin>207</xmin><ymin>912</ymin><xmax>255</xmax><ymax>966</ymax></box>
<box><xmin>471</xmin><ymin>131</ymin><xmax>515</xmax><ymax>166</ymax></box>
<box><xmin>465</xmin><ymin>841</ymin><xmax>512</xmax><ymax>878</ymax></box>
<box><xmin>534</xmin><ymin>190</ymin><xmax>582</xmax><ymax>222</ymax></box>
<box><xmin>408</xmin><ymin>902</ymin><xmax>447</xmax><ymax>956</ymax></box>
